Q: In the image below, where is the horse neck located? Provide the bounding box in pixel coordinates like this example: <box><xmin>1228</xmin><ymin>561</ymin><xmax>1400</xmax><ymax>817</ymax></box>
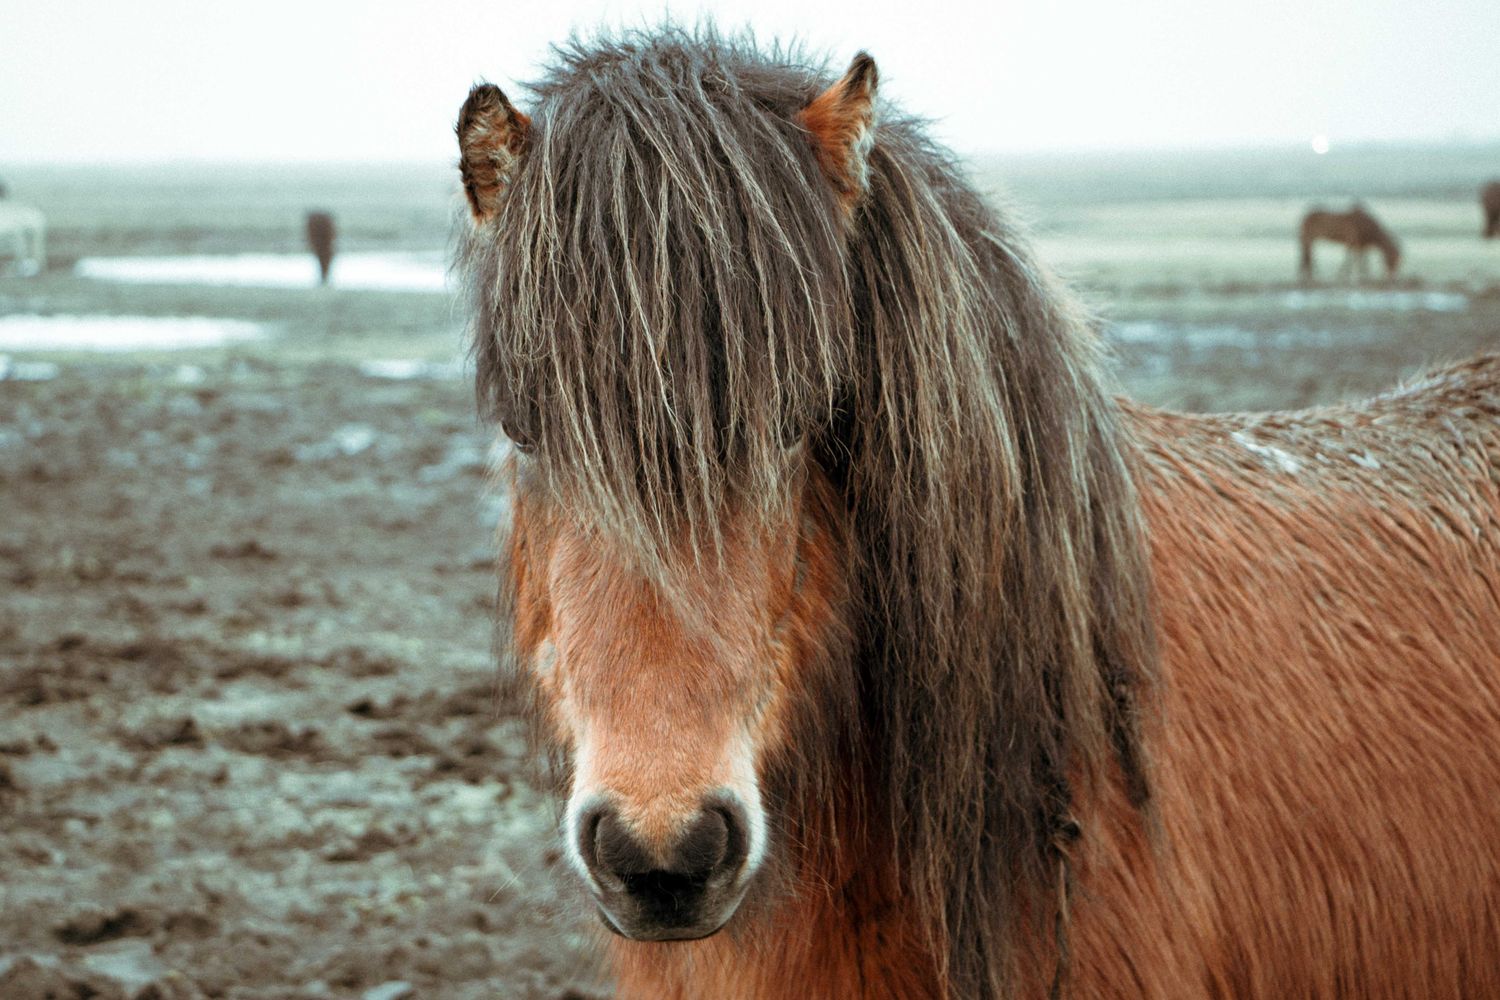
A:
<box><xmin>1369</xmin><ymin>227</ymin><xmax>1398</xmax><ymax>266</ymax></box>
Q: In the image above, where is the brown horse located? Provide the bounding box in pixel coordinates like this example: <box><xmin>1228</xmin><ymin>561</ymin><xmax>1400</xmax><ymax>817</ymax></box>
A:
<box><xmin>1299</xmin><ymin>204</ymin><xmax>1401</xmax><ymax>282</ymax></box>
<box><xmin>1483</xmin><ymin>181</ymin><xmax>1500</xmax><ymax>239</ymax></box>
<box><xmin>305</xmin><ymin>210</ymin><xmax>336</xmax><ymax>285</ymax></box>
<box><xmin>456</xmin><ymin>30</ymin><xmax>1500</xmax><ymax>999</ymax></box>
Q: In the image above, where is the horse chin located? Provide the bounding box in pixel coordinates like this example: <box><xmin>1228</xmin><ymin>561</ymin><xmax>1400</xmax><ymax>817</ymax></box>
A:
<box><xmin>597</xmin><ymin>911</ymin><xmax>738</xmax><ymax>941</ymax></box>
<box><xmin>595</xmin><ymin>905</ymin><xmax>736</xmax><ymax>943</ymax></box>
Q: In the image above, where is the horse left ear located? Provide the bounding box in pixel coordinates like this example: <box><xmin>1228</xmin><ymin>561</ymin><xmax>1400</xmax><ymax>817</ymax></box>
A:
<box><xmin>797</xmin><ymin>53</ymin><xmax>879</xmax><ymax>212</ymax></box>
<box><xmin>457</xmin><ymin>82</ymin><xmax>531</xmax><ymax>223</ymax></box>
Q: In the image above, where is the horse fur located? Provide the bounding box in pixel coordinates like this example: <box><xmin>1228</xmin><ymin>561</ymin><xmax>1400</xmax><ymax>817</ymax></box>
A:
<box><xmin>459</xmin><ymin>25</ymin><xmax>1500</xmax><ymax>998</ymax></box>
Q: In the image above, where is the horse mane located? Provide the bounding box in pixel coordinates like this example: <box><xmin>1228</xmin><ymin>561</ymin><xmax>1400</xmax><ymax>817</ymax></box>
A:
<box><xmin>461</xmin><ymin>26</ymin><xmax>1157</xmax><ymax>995</ymax></box>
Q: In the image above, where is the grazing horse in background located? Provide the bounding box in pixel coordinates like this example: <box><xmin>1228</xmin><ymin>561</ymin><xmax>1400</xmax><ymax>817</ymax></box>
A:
<box><xmin>0</xmin><ymin>202</ymin><xmax>46</xmax><ymax>277</ymax></box>
<box><xmin>1483</xmin><ymin>181</ymin><xmax>1500</xmax><ymax>239</ymax></box>
<box><xmin>1299</xmin><ymin>204</ymin><xmax>1401</xmax><ymax>282</ymax></box>
<box><xmin>456</xmin><ymin>29</ymin><xmax>1500</xmax><ymax>999</ymax></box>
<box><xmin>305</xmin><ymin>210</ymin><xmax>336</xmax><ymax>285</ymax></box>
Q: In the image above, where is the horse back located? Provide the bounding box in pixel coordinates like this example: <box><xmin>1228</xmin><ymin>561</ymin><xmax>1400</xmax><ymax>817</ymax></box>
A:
<box><xmin>1066</xmin><ymin>356</ymin><xmax>1500</xmax><ymax>998</ymax></box>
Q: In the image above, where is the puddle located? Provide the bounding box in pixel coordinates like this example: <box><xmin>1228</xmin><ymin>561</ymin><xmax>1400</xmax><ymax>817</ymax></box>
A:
<box><xmin>1110</xmin><ymin>321</ymin><xmax>1340</xmax><ymax>352</ymax></box>
<box><xmin>76</xmin><ymin>251</ymin><xmax>450</xmax><ymax>292</ymax></box>
<box><xmin>1113</xmin><ymin>321</ymin><xmax>1251</xmax><ymax>348</ymax></box>
<box><xmin>0</xmin><ymin>315</ymin><xmax>265</xmax><ymax>351</ymax></box>
<box><xmin>0</xmin><ymin>355</ymin><xmax>61</xmax><ymax>381</ymax></box>
<box><xmin>1277</xmin><ymin>289</ymin><xmax>1468</xmax><ymax>313</ymax></box>
<box><xmin>357</xmin><ymin>358</ymin><xmax>465</xmax><ymax>380</ymax></box>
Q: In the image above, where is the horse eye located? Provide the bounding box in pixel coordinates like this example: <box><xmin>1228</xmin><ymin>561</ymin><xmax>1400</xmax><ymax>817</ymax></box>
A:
<box><xmin>500</xmin><ymin>417</ymin><xmax>535</xmax><ymax>455</ymax></box>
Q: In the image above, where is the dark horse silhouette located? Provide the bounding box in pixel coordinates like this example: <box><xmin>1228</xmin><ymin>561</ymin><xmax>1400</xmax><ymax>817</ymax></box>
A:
<box><xmin>305</xmin><ymin>211</ymin><xmax>337</xmax><ymax>285</ymax></box>
<box><xmin>1299</xmin><ymin>204</ymin><xmax>1401</xmax><ymax>282</ymax></box>
<box><xmin>1483</xmin><ymin>181</ymin><xmax>1500</xmax><ymax>239</ymax></box>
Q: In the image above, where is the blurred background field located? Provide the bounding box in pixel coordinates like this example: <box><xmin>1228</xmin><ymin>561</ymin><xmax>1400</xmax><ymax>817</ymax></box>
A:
<box><xmin>6</xmin><ymin>143</ymin><xmax>1500</xmax><ymax>402</ymax></box>
<box><xmin>1</xmin><ymin>143</ymin><xmax>1499</xmax><ymax>999</ymax></box>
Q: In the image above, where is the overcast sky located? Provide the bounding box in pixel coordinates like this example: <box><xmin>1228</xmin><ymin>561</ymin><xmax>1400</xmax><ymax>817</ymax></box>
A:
<box><xmin>3</xmin><ymin>0</ymin><xmax>1497</xmax><ymax>163</ymax></box>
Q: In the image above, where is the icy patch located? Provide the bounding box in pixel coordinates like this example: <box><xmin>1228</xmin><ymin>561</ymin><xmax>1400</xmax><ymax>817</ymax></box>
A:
<box><xmin>296</xmin><ymin>423</ymin><xmax>378</xmax><ymax>461</ymax></box>
<box><xmin>1108</xmin><ymin>321</ymin><xmax>1347</xmax><ymax>355</ymax></box>
<box><xmin>364</xmin><ymin>983</ymin><xmax>416</xmax><ymax>1000</ymax></box>
<box><xmin>80</xmin><ymin>941</ymin><xmax>169</xmax><ymax>992</ymax></box>
<box><xmin>418</xmin><ymin>435</ymin><xmax>487</xmax><ymax>483</ymax></box>
<box><xmin>1111</xmin><ymin>321</ymin><xmax>1252</xmax><ymax>347</ymax></box>
<box><xmin>1278</xmin><ymin>289</ymin><xmax>1468</xmax><ymax>313</ymax></box>
<box><xmin>1231</xmin><ymin>430</ymin><xmax>1301</xmax><ymax>474</ymax></box>
<box><xmin>0</xmin><ymin>315</ymin><xmax>264</xmax><ymax>351</ymax></box>
<box><xmin>0</xmin><ymin>355</ymin><xmax>60</xmax><ymax>380</ymax></box>
<box><xmin>358</xmin><ymin>358</ymin><xmax>465</xmax><ymax>380</ymax></box>
<box><xmin>77</xmin><ymin>251</ymin><xmax>450</xmax><ymax>292</ymax></box>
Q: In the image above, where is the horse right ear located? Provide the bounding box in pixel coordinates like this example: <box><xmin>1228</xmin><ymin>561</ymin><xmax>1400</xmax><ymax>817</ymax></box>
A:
<box><xmin>796</xmin><ymin>53</ymin><xmax>879</xmax><ymax>213</ymax></box>
<box><xmin>456</xmin><ymin>82</ymin><xmax>531</xmax><ymax>223</ymax></box>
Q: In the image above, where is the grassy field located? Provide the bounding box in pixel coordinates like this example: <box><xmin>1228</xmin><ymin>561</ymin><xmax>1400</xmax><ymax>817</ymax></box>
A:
<box><xmin>1</xmin><ymin>146</ymin><xmax>1498</xmax><ymax>998</ymax></box>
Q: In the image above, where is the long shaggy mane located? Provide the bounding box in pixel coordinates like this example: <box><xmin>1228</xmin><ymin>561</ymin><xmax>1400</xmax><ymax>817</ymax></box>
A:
<box><xmin>462</xmin><ymin>26</ymin><xmax>1157</xmax><ymax>996</ymax></box>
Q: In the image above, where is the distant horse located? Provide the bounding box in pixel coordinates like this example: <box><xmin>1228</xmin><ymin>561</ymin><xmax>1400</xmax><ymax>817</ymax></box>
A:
<box><xmin>305</xmin><ymin>210</ymin><xmax>336</xmax><ymax>284</ymax></box>
<box><xmin>457</xmin><ymin>30</ymin><xmax>1500</xmax><ymax>999</ymax></box>
<box><xmin>0</xmin><ymin>202</ymin><xmax>46</xmax><ymax>277</ymax></box>
<box><xmin>1483</xmin><ymin>181</ymin><xmax>1500</xmax><ymax>239</ymax></box>
<box><xmin>1299</xmin><ymin>204</ymin><xmax>1401</xmax><ymax>282</ymax></box>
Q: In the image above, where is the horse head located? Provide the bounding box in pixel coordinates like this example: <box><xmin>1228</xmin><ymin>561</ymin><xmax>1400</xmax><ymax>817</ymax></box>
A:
<box><xmin>455</xmin><ymin>31</ymin><xmax>1153</xmax><ymax>987</ymax></box>
<box><xmin>458</xmin><ymin>43</ymin><xmax>877</xmax><ymax>941</ymax></box>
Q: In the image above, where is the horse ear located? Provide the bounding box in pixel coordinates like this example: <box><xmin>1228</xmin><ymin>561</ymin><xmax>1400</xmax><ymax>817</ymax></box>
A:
<box><xmin>797</xmin><ymin>53</ymin><xmax>879</xmax><ymax>211</ymax></box>
<box><xmin>457</xmin><ymin>82</ymin><xmax>531</xmax><ymax>223</ymax></box>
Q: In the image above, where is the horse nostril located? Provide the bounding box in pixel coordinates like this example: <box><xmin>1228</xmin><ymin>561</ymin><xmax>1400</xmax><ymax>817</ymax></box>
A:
<box><xmin>583</xmin><ymin>804</ymin><xmax>653</xmax><ymax>884</ymax></box>
<box><xmin>580</xmin><ymin>797</ymin><xmax>751</xmax><ymax>891</ymax></box>
<box><xmin>673</xmin><ymin>807</ymin><xmax>730</xmax><ymax>878</ymax></box>
<box><xmin>704</xmin><ymin>796</ymin><xmax>751</xmax><ymax>880</ymax></box>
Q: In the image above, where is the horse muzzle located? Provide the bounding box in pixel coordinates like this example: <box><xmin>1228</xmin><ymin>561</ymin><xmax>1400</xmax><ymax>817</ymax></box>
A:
<box><xmin>574</xmin><ymin>793</ymin><xmax>754</xmax><ymax>941</ymax></box>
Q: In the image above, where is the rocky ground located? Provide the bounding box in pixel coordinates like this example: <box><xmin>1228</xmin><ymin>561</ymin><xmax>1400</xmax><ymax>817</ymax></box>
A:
<box><xmin>0</xmin><ymin>360</ymin><xmax>605</xmax><ymax>999</ymax></box>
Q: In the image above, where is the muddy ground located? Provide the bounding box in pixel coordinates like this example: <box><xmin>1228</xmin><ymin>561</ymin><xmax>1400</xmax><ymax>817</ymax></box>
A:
<box><xmin>2</xmin><ymin>155</ymin><xmax>1499</xmax><ymax>999</ymax></box>
<box><xmin>0</xmin><ymin>356</ymin><xmax>608</xmax><ymax>999</ymax></box>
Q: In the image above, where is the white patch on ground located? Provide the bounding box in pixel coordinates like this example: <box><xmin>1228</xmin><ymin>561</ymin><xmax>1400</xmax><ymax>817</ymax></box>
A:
<box><xmin>80</xmin><ymin>941</ymin><xmax>169</xmax><ymax>991</ymax></box>
<box><xmin>358</xmin><ymin>358</ymin><xmax>465</xmax><ymax>380</ymax></box>
<box><xmin>418</xmin><ymin>436</ymin><xmax>486</xmax><ymax>483</ymax></box>
<box><xmin>1111</xmin><ymin>321</ymin><xmax>1347</xmax><ymax>353</ymax></box>
<box><xmin>76</xmin><ymin>251</ymin><xmax>450</xmax><ymax>292</ymax></box>
<box><xmin>1231</xmin><ymin>430</ymin><xmax>1302</xmax><ymax>474</ymax></box>
<box><xmin>1279</xmin><ymin>289</ymin><xmax>1468</xmax><ymax>313</ymax></box>
<box><xmin>0</xmin><ymin>315</ymin><xmax>264</xmax><ymax>351</ymax></box>
<box><xmin>172</xmin><ymin>363</ymin><xmax>207</xmax><ymax>385</ymax></box>
<box><xmin>0</xmin><ymin>355</ymin><xmax>61</xmax><ymax>380</ymax></box>
<box><xmin>295</xmin><ymin>423</ymin><xmax>379</xmax><ymax>461</ymax></box>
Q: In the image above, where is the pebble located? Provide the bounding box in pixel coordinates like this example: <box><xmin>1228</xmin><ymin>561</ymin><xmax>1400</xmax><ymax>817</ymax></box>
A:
<box><xmin>362</xmin><ymin>980</ymin><xmax>416</xmax><ymax>1000</ymax></box>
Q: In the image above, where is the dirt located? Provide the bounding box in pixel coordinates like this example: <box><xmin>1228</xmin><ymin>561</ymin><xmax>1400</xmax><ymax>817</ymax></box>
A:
<box><xmin>2</xmin><ymin>154</ymin><xmax>1499</xmax><ymax>999</ymax></box>
<box><xmin>0</xmin><ymin>362</ymin><xmax>605</xmax><ymax>999</ymax></box>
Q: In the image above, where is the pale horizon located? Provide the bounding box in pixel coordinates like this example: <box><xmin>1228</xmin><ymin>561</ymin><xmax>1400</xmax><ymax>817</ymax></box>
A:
<box><xmin>4</xmin><ymin>1</ymin><xmax>1498</xmax><ymax>165</ymax></box>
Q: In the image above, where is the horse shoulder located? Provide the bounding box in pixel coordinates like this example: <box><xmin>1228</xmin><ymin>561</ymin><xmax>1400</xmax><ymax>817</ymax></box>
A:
<box><xmin>1098</xmin><ymin>374</ymin><xmax>1500</xmax><ymax>996</ymax></box>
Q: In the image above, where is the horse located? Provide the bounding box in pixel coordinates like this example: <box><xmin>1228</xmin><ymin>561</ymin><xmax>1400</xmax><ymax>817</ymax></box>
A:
<box><xmin>0</xmin><ymin>202</ymin><xmax>46</xmax><ymax>277</ymax></box>
<box><xmin>455</xmin><ymin>29</ymin><xmax>1500</xmax><ymax>999</ymax></box>
<box><xmin>305</xmin><ymin>210</ymin><xmax>336</xmax><ymax>285</ymax></box>
<box><xmin>1483</xmin><ymin>181</ymin><xmax>1500</xmax><ymax>239</ymax></box>
<box><xmin>1298</xmin><ymin>204</ymin><xmax>1401</xmax><ymax>283</ymax></box>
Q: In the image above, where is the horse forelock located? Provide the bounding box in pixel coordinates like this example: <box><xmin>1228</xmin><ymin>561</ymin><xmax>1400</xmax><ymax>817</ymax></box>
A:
<box><xmin>463</xmin><ymin>25</ymin><xmax>1158</xmax><ymax>997</ymax></box>
<box><xmin>462</xmin><ymin>28</ymin><xmax>855</xmax><ymax>575</ymax></box>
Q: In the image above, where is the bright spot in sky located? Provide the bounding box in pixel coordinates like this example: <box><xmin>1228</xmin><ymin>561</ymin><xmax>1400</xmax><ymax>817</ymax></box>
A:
<box><xmin>1311</xmin><ymin>134</ymin><xmax>1331</xmax><ymax>155</ymax></box>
